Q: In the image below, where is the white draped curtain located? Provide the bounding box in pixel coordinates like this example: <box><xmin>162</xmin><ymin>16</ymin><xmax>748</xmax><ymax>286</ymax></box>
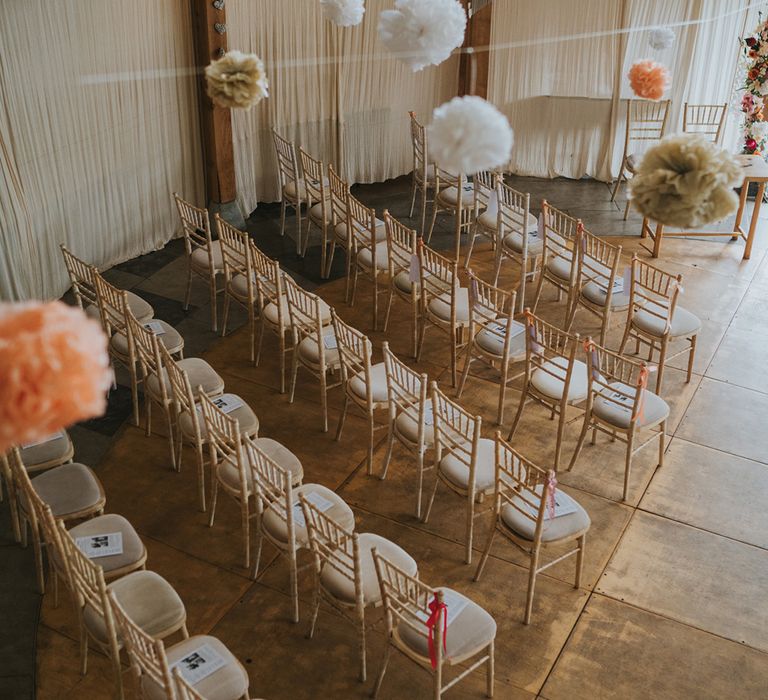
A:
<box><xmin>0</xmin><ymin>0</ymin><xmax>203</xmax><ymax>301</ymax></box>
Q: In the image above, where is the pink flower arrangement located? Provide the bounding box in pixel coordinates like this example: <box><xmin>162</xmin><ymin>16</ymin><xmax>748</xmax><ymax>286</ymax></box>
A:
<box><xmin>0</xmin><ymin>301</ymin><xmax>112</xmax><ymax>452</ymax></box>
<box><xmin>628</xmin><ymin>60</ymin><xmax>671</xmax><ymax>101</ymax></box>
<box><xmin>742</xmin><ymin>93</ymin><xmax>756</xmax><ymax>114</ymax></box>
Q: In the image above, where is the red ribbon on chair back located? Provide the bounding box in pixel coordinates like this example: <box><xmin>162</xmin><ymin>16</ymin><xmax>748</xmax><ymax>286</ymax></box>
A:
<box><xmin>546</xmin><ymin>470</ymin><xmax>558</xmax><ymax>520</ymax></box>
<box><xmin>426</xmin><ymin>593</ymin><xmax>448</xmax><ymax>669</ymax></box>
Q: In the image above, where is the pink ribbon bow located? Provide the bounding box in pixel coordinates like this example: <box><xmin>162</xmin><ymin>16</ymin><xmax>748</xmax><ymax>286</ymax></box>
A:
<box><xmin>546</xmin><ymin>470</ymin><xmax>558</xmax><ymax>520</ymax></box>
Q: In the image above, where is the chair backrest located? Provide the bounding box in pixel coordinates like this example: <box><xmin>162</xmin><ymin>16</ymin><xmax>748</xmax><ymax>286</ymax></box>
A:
<box><xmin>575</xmin><ymin>227</ymin><xmax>623</xmax><ymax>302</ymax></box>
<box><xmin>383</xmin><ymin>210</ymin><xmax>417</xmax><ymax>281</ymax></box>
<box><xmin>93</xmin><ymin>272</ymin><xmax>130</xmax><ymax>337</ymax></box>
<box><xmin>430</xmin><ymin>381</ymin><xmax>481</xmax><ymax>487</ymax></box>
<box><xmin>683</xmin><ymin>102</ymin><xmax>727</xmax><ymax>143</ymax></box>
<box><xmin>492</xmin><ymin>434</ymin><xmax>556</xmax><ymax>549</ymax></box>
<box><xmin>173</xmin><ymin>667</ymin><xmax>206</xmax><ymax>700</ymax></box>
<box><xmin>346</xmin><ymin>191</ymin><xmax>377</xmax><ymax>255</ymax></box>
<box><xmin>467</xmin><ymin>272</ymin><xmax>518</xmax><ymax>360</ymax></box>
<box><xmin>272</xmin><ymin>129</ymin><xmax>301</xmax><ymax>192</ymax></box>
<box><xmin>540</xmin><ymin>201</ymin><xmax>581</xmax><ymax>275</ymax></box>
<box><xmin>435</xmin><ymin>168</ymin><xmax>470</xmax><ymax>214</ymax></box>
<box><xmin>108</xmin><ymin>588</ymin><xmax>174</xmax><ymax>696</ymax></box>
<box><xmin>300</xmin><ymin>493</ymin><xmax>361</xmax><ymax>601</ymax></box>
<box><xmin>522</xmin><ymin>309</ymin><xmax>580</xmax><ymax>380</ymax></box>
<box><xmin>409</xmin><ymin>111</ymin><xmax>429</xmax><ymax>181</ymax></box>
<box><xmin>216</xmin><ymin>215</ymin><xmax>253</xmax><ymax>301</ymax></box>
<box><xmin>625</xmin><ymin>99</ymin><xmax>671</xmax><ymax>155</ymax></box>
<box><xmin>163</xmin><ymin>346</ymin><xmax>198</xmax><ymax>432</ymax></box>
<box><xmin>60</xmin><ymin>245</ymin><xmax>97</xmax><ymax>310</ymax></box>
<box><xmin>381</xmin><ymin>341</ymin><xmax>429</xmax><ymax>440</ymax></box>
<box><xmin>243</xmin><ymin>436</ymin><xmax>294</xmax><ymax>517</ymax></box>
<box><xmin>331</xmin><ymin>310</ymin><xmax>374</xmax><ymax>402</ymax></box>
<box><xmin>284</xmin><ymin>275</ymin><xmax>327</xmax><ymax>349</ymax></box>
<box><xmin>125</xmin><ymin>307</ymin><xmax>162</xmax><ymax>386</ymax></box>
<box><xmin>328</xmin><ymin>164</ymin><xmax>349</xmax><ymax>228</ymax></box>
<box><xmin>418</xmin><ymin>240</ymin><xmax>458</xmax><ymax>317</ymax></box>
<box><xmin>198</xmin><ymin>391</ymin><xmax>245</xmax><ymax>490</ymax></box>
<box><xmin>299</xmin><ymin>147</ymin><xmax>328</xmax><ymax>211</ymax></box>
<box><xmin>173</xmin><ymin>193</ymin><xmax>212</xmax><ymax>258</ymax></box>
<box><xmin>627</xmin><ymin>255</ymin><xmax>683</xmax><ymax>336</ymax></box>
<box><xmin>497</xmin><ymin>180</ymin><xmax>532</xmax><ymax>237</ymax></box>
<box><xmin>473</xmin><ymin>170</ymin><xmax>497</xmax><ymax>214</ymax></box>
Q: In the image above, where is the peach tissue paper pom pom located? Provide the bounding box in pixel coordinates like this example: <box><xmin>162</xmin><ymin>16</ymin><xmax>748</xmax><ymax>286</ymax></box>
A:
<box><xmin>0</xmin><ymin>301</ymin><xmax>112</xmax><ymax>452</ymax></box>
<box><xmin>205</xmin><ymin>50</ymin><xmax>269</xmax><ymax>110</ymax></box>
<box><xmin>628</xmin><ymin>59</ymin><xmax>670</xmax><ymax>101</ymax></box>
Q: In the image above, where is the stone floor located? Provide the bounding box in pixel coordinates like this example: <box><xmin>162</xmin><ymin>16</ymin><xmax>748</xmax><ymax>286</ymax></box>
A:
<box><xmin>2</xmin><ymin>173</ymin><xmax>768</xmax><ymax>699</ymax></box>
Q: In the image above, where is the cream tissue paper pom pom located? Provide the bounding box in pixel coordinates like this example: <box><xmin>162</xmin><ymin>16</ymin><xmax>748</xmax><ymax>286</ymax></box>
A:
<box><xmin>648</xmin><ymin>27</ymin><xmax>675</xmax><ymax>50</ymax></box>
<box><xmin>629</xmin><ymin>134</ymin><xmax>742</xmax><ymax>228</ymax></box>
<box><xmin>205</xmin><ymin>50</ymin><xmax>269</xmax><ymax>110</ymax></box>
<box><xmin>378</xmin><ymin>0</ymin><xmax>466</xmax><ymax>72</ymax></box>
<box><xmin>428</xmin><ymin>96</ymin><xmax>513</xmax><ymax>174</ymax></box>
<box><xmin>321</xmin><ymin>0</ymin><xmax>365</xmax><ymax>27</ymax></box>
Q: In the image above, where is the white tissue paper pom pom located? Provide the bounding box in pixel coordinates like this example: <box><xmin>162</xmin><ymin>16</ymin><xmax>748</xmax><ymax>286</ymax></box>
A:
<box><xmin>205</xmin><ymin>50</ymin><xmax>269</xmax><ymax>110</ymax></box>
<box><xmin>378</xmin><ymin>0</ymin><xmax>466</xmax><ymax>72</ymax></box>
<box><xmin>648</xmin><ymin>27</ymin><xmax>675</xmax><ymax>50</ymax></box>
<box><xmin>321</xmin><ymin>0</ymin><xmax>365</xmax><ymax>27</ymax></box>
<box><xmin>428</xmin><ymin>96</ymin><xmax>513</xmax><ymax>174</ymax></box>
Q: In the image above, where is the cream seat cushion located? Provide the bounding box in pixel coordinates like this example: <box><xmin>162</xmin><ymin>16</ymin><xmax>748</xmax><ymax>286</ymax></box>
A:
<box><xmin>438</xmin><ymin>184</ymin><xmax>476</xmax><ymax>207</ymax></box>
<box><xmin>219</xmin><ymin>437</ymin><xmax>303</xmax><ymax>493</ymax></box>
<box><xmin>356</xmin><ymin>241</ymin><xmax>389</xmax><ymax>271</ymax></box>
<box><xmin>111</xmin><ymin>320</ymin><xmax>184</xmax><ymax>357</ymax></box>
<box><xmin>632</xmin><ymin>305</ymin><xmax>701</xmax><ymax>338</ymax></box>
<box><xmin>84</xmin><ymin>570</ymin><xmax>185</xmax><ymax>645</ymax></box>
<box><xmin>334</xmin><ymin>219</ymin><xmax>386</xmax><ymax>244</ymax></box>
<box><xmin>626</xmin><ymin>153</ymin><xmax>639</xmax><ymax>173</ymax></box>
<box><xmin>297</xmin><ymin>325</ymin><xmax>340</xmax><ymax>366</ymax></box>
<box><xmin>397</xmin><ymin>587</ymin><xmax>496</xmax><ymax>664</ymax></box>
<box><xmin>261</xmin><ymin>484</ymin><xmax>354</xmax><ymax>547</ymax></box>
<box><xmin>289</xmin><ymin>297</ymin><xmax>333</xmax><ymax>327</ymax></box>
<box><xmin>147</xmin><ymin>358</ymin><xmax>224</xmax><ymax>399</ymax></box>
<box><xmin>393</xmin><ymin>270</ymin><xmax>418</xmax><ymax>295</ymax></box>
<box><xmin>262</xmin><ymin>295</ymin><xmax>290</xmax><ymax>326</ymax></box>
<box><xmin>31</xmin><ymin>463</ymin><xmax>104</xmax><ymax>518</ymax></box>
<box><xmin>394</xmin><ymin>399</ymin><xmax>435</xmax><ymax>446</ymax></box>
<box><xmin>320</xmin><ymin>533</ymin><xmax>417</xmax><ymax>606</ymax></box>
<box><xmin>228</xmin><ymin>273</ymin><xmax>255</xmax><ymax>300</ymax></box>
<box><xmin>309</xmin><ymin>201</ymin><xmax>333</xmax><ymax>223</ymax></box>
<box><xmin>480</xmin><ymin>207</ymin><xmax>537</xmax><ymax>234</ymax></box>
<box><xmin>580</xmin><ymin>281</ymin><xmax>630</xmax><ymax>309</ymax></box>
<box><xmin>500</xmin><ymin>488</ymin><xmax>590</xmax><ymax>542</ymax></box>
<box><xmin>69</xmin><ymin>513</ymin><xmax>145</xmax><ymax>577</ymax></box>
<box><xmin>285</xmin><ymin>177</ymin><xmax>330</xmax><ymax>201</ymax></box>
<box><xmin>439</xmin><ymin>437</ymin><xmax>496</xmax><ymax>493</ymax></box>
<box><xmin>593</xmin><ymin>381</ymin><xmax>669</xmax><ymax>429</ymax></box>
<box><xmin>546</xmin><ymin>254</ymin><xmax>573</xmax><ymax>281</ymax></box>
<box><xmin>142</xmin><ymin>635</ymin><xmax>248</xmax><ymax>700</ymax></box>
<box><xmin>349</xmin><ymin>362</ymin><xmax>388</xmax><ymax>403</ymax></box>
<box><xmin>427</xmin><ymin>287</ymin><xmax>470</xmax><ymax>325</ymax></box>
<box><xmin>530</xmin><ymin>356</ymin><xmax>590</xmax><ymax>403</ymax></box>
<box><xmin>20</xmin><ymin>431</ymin><xmax>74</xmax><ymax>471</ymax></box>
<box><xmin>190</xmin><ymin>240</ymin><xmax>223</xmax><ymax>272</ymax></box>
<box><xmin>474</xmin><ymin>318</ymin><xmax>527</xmax><ymax>358</ymax></box>
<box><xmin>179</xmin><ymin>396</ymin><xmax>259</xmax><ymax>442</ymax></box>
<box><xmin>86</xmin><ymin>291</ymin><xmax>154</xmax><ymax>324</ymax></box>
<box><xmin>502</xmin><ymin>230</ymin><xmax>544</xmax><ymax>256</ymax></box>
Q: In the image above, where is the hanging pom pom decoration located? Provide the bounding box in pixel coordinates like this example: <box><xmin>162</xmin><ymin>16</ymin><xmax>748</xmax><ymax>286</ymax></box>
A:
<box><xmin>205</xmin><ymin>50</ymin><xmax>269</xmax><ymax>110</ymax></box>
<box><xmin>629</xmin><ymin>134</ymin><xmax>742</xmax><ymax>229</ymax></box>
<box><xmin>628</xmin><ymin>60</ymin><xmax>671</xmax><ymax>101</ymax></box>
<box><xmin>321</xmin><ymin>0</ymin><xmax>365</xmax><ymax>27</ymax></box>
<box><xmin>648</xmin><ymin>27</ymin><xmax>675</xmax><ymax>50</ymax></box>
<box><xmin>0</xmin><ymin>302</ymin><xmax>113</xmax><ymax>452</ymax></box>
<box><xmin>428</xmin><ymin>96</ymin><xmax>513</xmax><ymax>175</ymax></box>
<box><xmin>378</xmin><ymin>0</ymin><xmax>467</xmax><ymax>72</ymax></box>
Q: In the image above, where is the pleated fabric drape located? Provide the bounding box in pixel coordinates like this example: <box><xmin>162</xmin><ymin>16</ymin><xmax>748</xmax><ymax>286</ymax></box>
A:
<box><xmin>0</xmin><ymin>0</ymin><xmax>203</xmax><ymax>301</ymax></box>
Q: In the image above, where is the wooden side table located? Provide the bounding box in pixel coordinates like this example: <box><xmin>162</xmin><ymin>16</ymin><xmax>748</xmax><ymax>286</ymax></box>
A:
<box><xmin>639</xmin><ymin>154</ymin><xmax>768</xmax><ymax>260</ymax></box>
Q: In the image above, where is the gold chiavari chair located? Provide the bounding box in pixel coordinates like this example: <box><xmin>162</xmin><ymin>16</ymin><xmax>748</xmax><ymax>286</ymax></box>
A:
<box><xmin>109</xmin><ymin>588</ymin><xmax>250</xmax><ymax>700</ymax></box>
<box><xmin>272</xmin><ymin>128</ymin><xmax>306</xmax><ymax>254</ymax></box>
<box><xmin>416</xmin><ymin>240</ymin><xmax>469</xmax><ymax>388</ymax></box>
<box><xmin>408</xmin><ymin>110</ymin><xmax>436</xmax><ymax>236</ymax></box>
<box><xmin>249</xmin><ymin>437</ymin><xmax>347</xmax><ymax>623</ymax></box>
<box><xmin>18</xmin><ymin>429</ymin><xmax>74</xmax><ymax>474</ymax></box>
<box><xmin>332</xmin><ymin>310</ymin><xmax>388</xmax><ymax>475</ymax></box>
<box><xmin>683</xmin><ymin>102</ymin><xmax>728</xmax><ymax>144</ymax></box>
<box><xmin>618</xmin><ymin>255</ymin><xmax>700</xmax><ymax>395</ymax></box>
<box><xmin>464</xmin><ymin>170</ymin><xmax>499</xmax><ymax>268</ymax></box>
<box><xmin>173</xmin><ymin>193</ymin><xmax>223</xmax><ymax>331</ymax></box>
<box><xmin>301</xmin><ymin>494</ymin><xmax>417</xmax><ymax>683</ymax></box>
<box><xmin>475</xmin><ymin>434</ymin><xmax>589</xmax><ymax>624</ymax></box>
<box><xmin>325</xmin><ymin>164</ymin><xmax>352</xmax><ymax>282</ymax></box>
<box><xmin>423</xmin><ymin>382</ymin><xmax>496</xmax><ymax>565</ymax></box>
<box><xmin>492</xmin><ymin>181</ymin><xmax>541</xmax><ymax>311</ymax></box>
<box><xmin>380</xmin><ymin>342</ymin><xmax>433</xmax><ymax>518</ymax></box>
<box><xmin>173</xmin><ymin>668</ymin><xmax>207</xmax><ymax>700</ymax></box>
<box><xmin>427</xmin><ymin>168</ymin><xmax>481</xmax><ymax>262</ymax></box>
<box><xmin>507</xmin><ymin>311</ymin><xmax>587</xmax><ymax>472</ymax></box>
<box><xmin>285</xmin><ymin>276</ymin><xmax>340</xmax><ymax>432</ymax></box>
<box><xmin>299</xmin><ymin>147</ymin><xmax>333</xmax><ymax>270</ymax></box>
<box><xmin>372</xmin><ymin>549</ymin><xmax>496</xmax><ymax>700</ymax></box>
<box><xmin>569</xmin><ymin>340</ymin><xmax>668</xmax><ymax>501</ymax></box>
<box><xmin>565</xmin><ymin>227</ymin><xmax>628</xmax><ymax>345</ymax></box>
<box><xmin>382</xmin><ymin>210</ymin><xmax>420</xmax><ymax>358</ymax></box>
<box><xmin>610</xmin><ymin>99</ymin><xmax>671</xmax><ymax>220</ymax></box>
<box><xmin>457</xmin><ymin>273</ymin><xmax>524</xmax><ymax>425</ymax></box>
<box><xmin>531</xmin><ymin>203</ymin><xmax>582</xmax><ymax>320</ymax></box>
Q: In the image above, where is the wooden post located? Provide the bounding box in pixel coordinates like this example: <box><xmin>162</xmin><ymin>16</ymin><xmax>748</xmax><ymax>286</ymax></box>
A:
<box><xmin>459</xmin><ymin>2</ymin><xmax>492</xmax><ymax>98</ymax></box>
<box><xmin>191</xmin><ymin>0</ymin><xmax>240</xmax><ymax>217</ymax></box>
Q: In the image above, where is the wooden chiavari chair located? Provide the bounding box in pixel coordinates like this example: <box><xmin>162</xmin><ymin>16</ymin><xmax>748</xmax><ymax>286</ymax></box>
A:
<box><xmin>380</xmin><ymin>342</ymin><xmax>433</xmax><ymax>518</ymax></box>
<box><xmin>408</xmin><ymin>111</ymin><xmax>436</xmax><ymax>236</ymax></box>
<box><xmin>457</xmin><ymin>273</ymin><xmax>523</xmax><ymax>425</ymax></box>
<box><xmin>683</xmin><ymin>102</ymin><xmax>728</xmax><ymax>143</ymax></box>
<box><xmin>475</xmin><ymin>435</ymin><xmax>589</xmax><ymax>624</ymax></box>
<box><xmin>569</xmin><ymin>340</ymin><xmax>668</xmax><ymax>501</ymax></box>
<box><xmin>108</xmin><ymin>588</ymin><xmax>250</xmax><ymax>700</ymax></box>
<box><xmin>464</xmin><ymin>170</ymin><xmax>499</xmax><ymax>268</ymax></box>
<box><xmin>331</xmin><ymin>310</ymin><xmax>388</xmax><ymax>475</ymax></box>
<box><xmin>531</xmin><ymin>203</ymin><xmax>582</xmax><ymax>320</ymax></box>
<box><xmin>173</xmin><ymin>193</ymin><xmax>223</xmax><ymax>331</ymax></box>
<box><xmin>299</xmin><ymin>147</ymin><xmax>333</xmax><ymax>270</ymax></box>
<box><xmin>492</xmin><ymin>181</ymin><xmax>541</xmax><ymax>311</ymax></box>
<box><xmin>59</xmin><ymin>520</ymin><xmax>188</xmax><ymax>700</ymax></box>
<box><xmin>301</xmin><ymin>494</ymin><xmax>417</xmax><ymax>683</ymax></box>
<box><xmin>507</xmin><ymin>311</ymin><xmax>586</xmax><ymax>472</ymax></box>
<box><xmin>382</xmin><ymin>210</ymin><xmax>420</xmax><ymax>358</ymax></box>
<box><xmin>416</xmin><ymin>240</ymin><xmax>469</xmax><ymax>388</ymax></box>
<box><xmin>285</xmin><ymin>276</ymin><xmax>340</xmax><ymax>432</ymax></box>
<box><xmin>427</xmin><ymin>168</ymin><xmax>480</xmax><ymax>262</ymax></box>
<box><xmin>272</xmin><ymin>129</ymin><xmax>306</xmax><ymax>255</ymax></box>
<box><xmin>610</xmin><ymin>99</ymin><xmax>671</xmax><ymax>220</ymax></box>
<box><xmin>372</xmin><ymin>549</ymin><xmax>496</xmax><ymax>700</ymax></box>
<box><xmin>325</xmin><ymin>164</ymin><xmax>352</xmax><ymax>282</ymax></box>
<box><xmin>248</xmin><ymin>437</ymin><xmax>347</xmax><ymax>623</ymax></box>
<box><xmin>18</xmin><ymin>429</ymin><xmax>74</xmax><ymax>474</ymax></box>
<box><xmin>565</xmin><ymin>227</ymin><xmax>627</xmax><ymax>345</ymax></box>
<box><xmin>423</xmin><ymin>382</ymin><xmax>496</xmax><ymax>565</ymax></box>
<box><xmin>618</xmin><ymin>255</ymin><xmax>700</xmax><ymax>394</ymax></box>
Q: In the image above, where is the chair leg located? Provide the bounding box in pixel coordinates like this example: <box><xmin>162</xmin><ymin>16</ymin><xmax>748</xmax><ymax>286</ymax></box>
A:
<box><xmin>209</xmin><ymin>276</ymin><xmax>218</xmax><ymax>333</ymax></box>
<box><xmin>278</xmin><ymin>331</ymin><xmax>286</xmax><ymax>394</ymax></box>
<box><xmin>486</xmin><ymin>640</ymin><xmax>495</xmax><ymax>698</ymax></box>
<box><xmin>421</xmin><ymin>471</ymin><xmax>441</xmax><ymax>524</ymax></box>
<box><xmin>426</xmin><ymin>204</ymin><xmax>439</xmax><ymax>244</ymax></box>
<box><xmin>371</xmin><ymin>643</ymin><xmax>392</xmax><ymax>699</ymax></box>
<box><xmin>307</xmin><ymin>571</ymin><xmax>321</xmax><ymax>639</ymax></box>
<box><xmin>208</xmin><ymin>470</ymin><xmax>219</xmax><ymax>527</ymax></box>
<box><xmin>408</xmin><ymin>176</ymin><xmax>418</xmax><ymax>218</ymax></box>
<box><xmin>687</xmin><ymin>333</ymin><xmax>698</xmax><ymax>384</ymax></box>
<box><xmin>290</xmin><ymin>547</ymin><xmax>299</xmax><ymax>624</ymax></box>
<box><xmin>610</xmin><ymin>169</ymin><xmax>625</xmax><ymax>202</ymax></box>
<box><xmin>415</xmin><ymin>448</ymin><xmax>425</xmax><ymax>520</ymax></box>
<box><xmin>196</xmin><ymin>443</ymin><xmax>206</xmax><ymax>512</ymax></box>
<box><xmin>553</xmin><ymin>399</ymin><xmax>569</xmax><ymax>471</ymax></box>
<box><xmin>474</xmin><ymin>525</ymin><xmax>497</xmax><ymax>582</ymax></box>
<box><xmin>128</xmin><ymin>360</ymin><xmax>140</xmax><ymax>428</ymax></box>
<box><xmin>575</xmin><ymin>535</ymin><xmax>586</xmax><ymax>589</ymax></box>
<box><xmin>367</xmin><ymin>412</ymin><xmax>375</xmax><ymax>476</ymax></box>
<box><xmin>241</xmin><ymin>500</ymin><xmax>250</xmax><ymax>570</ymax></box>
<box><xmin>497</xmin><ymin>361</ymin><xmax>509</xmax><ymax>426</ymax></box>
<box><xmin>289</xmin><ymin>343</ymin><xmax>300</xmax><ymax>404</ymax></box>
<box><xmin>449</xmin><ymin>328</ymin><xmax>458</xmax><ymax>388</ymax></box>
<box><xmin>531</xmin><ymin>267</ymin><xmax>546</xmax><ymax>313</ymax></box>
<box><xmin>221</xmin><ymin>294</ymin><xmax>231</xmax><ymax>338</ymax></box>
<box><xmin>568</xmin><ymin>412</ymin><xmax>591</xmax><ymax>471</ymax></box>
<box><xmin>279</xmin><ymin>199</ymin><xmax>287</xmax><ymax>237</ymax></box>
<box><xmin>184</xmin><ymin>263</ymin><xmax>193</xmax><ymax>311</ymax></box>
<box><xmin>524</xmin><ymin>550</ymin><xmax>540</xmax><ymax>625</ymax></box>
<box><xmin>420</xmin><ymin>186</ymin><xmax>428</xmax><ymax>239</ymax></box>
<box><xmin>380</xmin><ymin>416</ymin><xmax>395</xmax><ymax>481</ymax></box>
<box><xmin>658</xmin><ymin>420</ymin><xmax>667</xmax><ymax>467</ymax></box>
<box><xmin>507</xmin><ymin>381</ymin><xmax>529</xmax><ymax>441</ymax></box>
<box><xmin>295</xmin><ymin>203</ymin><xmax>303</xmax><ymax>256</ymax></box>
<box><xmin>79</xmin><ymin>615</ymin><xmax>89</xmax><ymax>676</ymax></box>
<box><xmin>383</xmin><ymin>288</ymin><xmax>394</xmax><ymax>333</ymax></box>
<box><xmin>336</xmin><ymin>393</ymin><xmax>350</xmax><ymax>442</ymax></box>
<box><xmin>623</xmin><ymin>197</ymin><xmax>631</xmax><ymax>221</ymax></box>
<box><xmin>358</xmin><ymin>604</ymin><xmax>367</xmax><ymax>682</ymax></box>
<box><xmin>655</xmin><ymin>336</ymin><xmax>669</xmax><ymax>394</ymax></box>
<box><xmin>320</xmin><ymin>371</ymin><xmax>329</xmax><ymax>433</ymax></box>
<box><xmin>411</xmin><ymin>298</ymin><xmax>419</xmax><ymax>358</ymax></box>
<box><xmin>456</xmin><ymin>341</ymin><xmax>473</xmax><ymax>399</ymax></box>
<box><xmin>623</xmin><ymin>430</ymin><xmax>635</xmax><ymax>502</ymax></box>
<box><xmin>465</xmin><ymin>494</ymin><xmax>475</xmax><ymax>565</ymax></box>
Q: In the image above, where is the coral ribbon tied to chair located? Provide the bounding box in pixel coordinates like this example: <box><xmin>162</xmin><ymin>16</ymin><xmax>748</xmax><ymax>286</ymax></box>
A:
<box><xmin>426</xmin><ymin>593</ymin><xmax>448</xmax><ymax>669</ymax></box>
<box><xmin>632</xmin><ymin>364</ymin><xmax>657</xmax><ymax>423</ymax></box>
<box><xmin>546</xmin><ymin>470</ymin><xmax>558</xmax><ymax>520</ymax></box>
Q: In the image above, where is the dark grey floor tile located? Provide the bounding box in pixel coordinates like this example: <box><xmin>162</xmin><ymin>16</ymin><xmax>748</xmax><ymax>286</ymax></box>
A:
<box><xmin>78</xmin><ymin>384</ymin><xmax>134</xmax><ymax>437</ymax></box>
<box><xmin>112</xmin><ymin>238</ymin><xmax>185</xmax><ymax>279</ymax></box>
<box><xmin>0</xmin><ymin>675</ymin><xmax>33</xmax><ymax>700</ymax></box>
<box><xmin>101</xmin><ymin>268</ymin><xmax>144</xmax><ymax>291</ymax></box>
<box><xmin>68</xmin><ymin>426</ymin><xmax>115</xmax><ymax>468</ymax></box>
